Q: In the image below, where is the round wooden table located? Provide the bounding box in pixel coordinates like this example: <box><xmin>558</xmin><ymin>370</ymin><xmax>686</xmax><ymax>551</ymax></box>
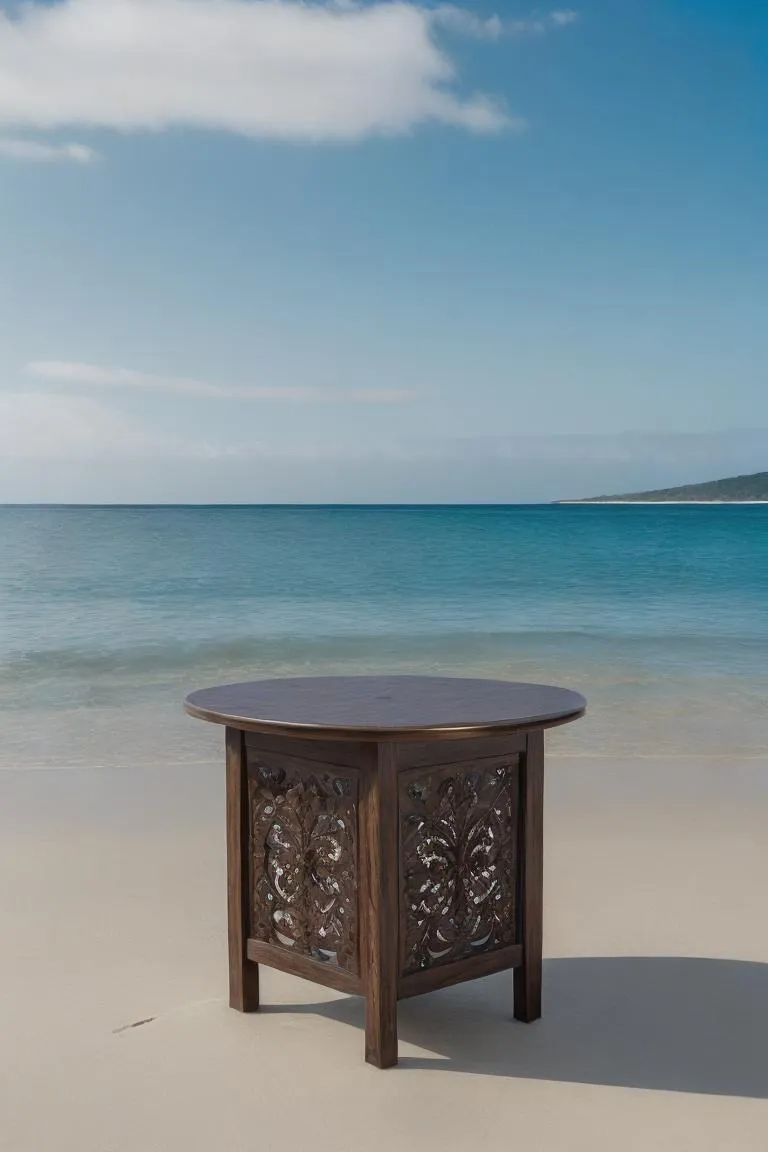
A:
<box><xmin>184</xmin><ymin>675</ymin><xmax>586</xmax><ymax>1068</ymax></box>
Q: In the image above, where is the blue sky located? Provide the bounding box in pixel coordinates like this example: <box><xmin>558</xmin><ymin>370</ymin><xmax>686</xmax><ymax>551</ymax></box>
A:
<box><xmin>0</xmin><ymin>0</ymin><xmax>767</xmax><ymax>501</ymax></box>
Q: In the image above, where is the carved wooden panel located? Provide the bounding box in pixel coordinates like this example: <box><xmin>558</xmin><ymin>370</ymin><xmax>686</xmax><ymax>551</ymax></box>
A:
<box><xmin>247</xmin><ymin>752</ymin><xmax>359</xmax><ymax>974</ymax></box>
<box><xmin>400</xmin><ymin>759</ymin><xmax>518</xmax><ymax>975</ymax></box>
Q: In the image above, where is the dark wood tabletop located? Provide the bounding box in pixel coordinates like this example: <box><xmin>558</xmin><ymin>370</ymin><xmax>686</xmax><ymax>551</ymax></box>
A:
<box><xmin>184</xmin><ymin>675</ymin><xmax>586</xmax><ymax>741</ymax></box>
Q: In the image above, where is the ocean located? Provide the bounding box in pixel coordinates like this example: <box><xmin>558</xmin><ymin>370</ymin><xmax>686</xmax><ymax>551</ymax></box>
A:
<box><xmin>0</xmin><ymin>504</ymin><xmax>766</xmax><ymax>770</ymax></box>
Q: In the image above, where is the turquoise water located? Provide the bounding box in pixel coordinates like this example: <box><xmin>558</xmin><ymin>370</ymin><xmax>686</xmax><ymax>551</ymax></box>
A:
<box><xmin>0</xmin><ymin>504</ymin><xmax>766</xmax><ymax>768</ymax></box>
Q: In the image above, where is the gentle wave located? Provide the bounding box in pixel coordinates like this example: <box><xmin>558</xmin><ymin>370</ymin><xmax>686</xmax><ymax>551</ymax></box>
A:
<box><xmin>2</xmin><ymin>628</ymin><xmax>768</xmax><ymax>681</ymax></box>
<box><xmin>1</xmin><ymin>504</ymin><xmax>767</xmax><ymax>766</ymax></box>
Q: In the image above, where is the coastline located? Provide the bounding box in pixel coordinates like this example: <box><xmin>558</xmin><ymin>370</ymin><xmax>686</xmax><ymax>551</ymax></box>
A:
<box><xmin>557</xmin><ymin>500</ymin><xmax>768</xmax><ymax>505</ymax></box>
<box><xmin>1</xmin><ymin>502</ymin><xmax>767</xmax><ymax>1147</ymax></box>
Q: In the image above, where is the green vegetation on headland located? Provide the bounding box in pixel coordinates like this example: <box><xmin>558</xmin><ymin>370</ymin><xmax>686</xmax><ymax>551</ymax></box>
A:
<box><xmin>564</xmin><ymin>471</ymin><xmax>768</xmax><ymax>503</ymax></box>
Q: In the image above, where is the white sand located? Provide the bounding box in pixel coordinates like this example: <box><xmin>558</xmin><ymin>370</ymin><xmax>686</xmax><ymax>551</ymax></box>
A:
<box><xmin>1</xmin><ymin>755</ymin><xmax>767</xmax><ymax>1151</ymax></box>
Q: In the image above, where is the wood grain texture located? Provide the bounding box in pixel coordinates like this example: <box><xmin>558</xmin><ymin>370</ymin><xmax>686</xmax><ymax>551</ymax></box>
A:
<box><xmin>395</xmin><ymin>733</ymin><xmax>526</xmax><ymax>770</ymax></box>
<box><xmin>398</xmin><ymin>944</ymin><xmax>522</xmax><ymax>1000</ymax></box>
<box><xmin>245</xmin><ymin>732</ymin><xmax>368</xmax><ymax>769</ymax></box>
<box><xmin>514</xmin><ymin>728</ymin><xmax>544</xmax><ymax>1023</ymax></box>
<box><xmin>360</xmin><ymin>742</ymin><xmax>400</xmax><ymax>1068</ymax></box>
<box><xmin>197</xmin><ymin>684</ymin><xmax>582</xmax><ymax>1063</ymax></box>
<box><xmin>246</xmin><ymin>939</ymin><xmax>362</xmax><ymax>995</ymax></box>
<box><xmin>185</xmin><ymin>676</ymin><xmax>586</xmax><ymax>742</ymax></box>
<box><xmin>226</xmin><ymin>726</ymin><xmax>260</xmax><ymax>1012</ymax></box>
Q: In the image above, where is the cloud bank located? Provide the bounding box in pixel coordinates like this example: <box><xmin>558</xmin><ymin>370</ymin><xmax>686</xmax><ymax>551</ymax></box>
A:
<box><xmin>3</xmin><ymin>420</ymin><xmax>767</xmax><ymax>504</ymax></box>
<box><xmin>0</xmin><ymin>393</ymin><xmax>175</xmax><ymax>459</ymax></box>
<box><xmin>3</xmin><ymin>384</ymin><xmax>766</xmax><ymax>503</ymax></box>
<box><xmin>0</xmin><ymin>137</ymin><xmax>98</xmax><ymax>162</ymax></box>
<box><xmin>25</xmin><ymin>360</ymin><xmax>415</xmax><ymax>403</ymax></box>
<box><xmin>0</xmin><ymin>0</ymin><xmax>556</xmax><ymax>143</ymax></box>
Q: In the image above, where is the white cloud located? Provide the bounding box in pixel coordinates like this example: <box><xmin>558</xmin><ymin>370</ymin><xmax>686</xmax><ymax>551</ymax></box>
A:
<box><xmin>0</xmin><ymin>0</ymin><xmax>520</xmax><ymax>142</ymax></box>
<box><xmin>433</xmin><ymin>6</ymin><xmax>578</xmax><ymax>38</ymax></box>
<box><xmin>549</xmin><ymin>10</ymin><xmax>578</xmax><ymax>27</ymax></box>
<box><xmin>505</xmin><ymin>9</ymin><xmax>578</xmax><ymax>35</ymax></box>
<box><xmin>0</xmin><ymin>392</ymin><xmax>179</xmax><ymax>458</ymax></box>
<box><xmin>0</xmin><ymin>137</ymin><xmax>98</xmax><ymax>162</ymax></box>
<box><xmin>429</xmin><ymin>7</ymin><xmax>504</xmax><ymax>39</ymax></box>
<box><xmin>504</xmin><ymin>8</ymin><xmax>578</xmax><ymax>35</ymax></box>
<box><xmin>25</xmin><ymin>360</ymin><xmax>416</xmax><ymax>403</ymax></box>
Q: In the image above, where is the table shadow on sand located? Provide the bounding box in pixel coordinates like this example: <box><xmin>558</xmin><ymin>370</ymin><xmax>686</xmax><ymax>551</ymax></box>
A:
<box><xmin>261</xmin><ymin>956</ymin><xmax>768</xmax><ymax>1098</ymax></box>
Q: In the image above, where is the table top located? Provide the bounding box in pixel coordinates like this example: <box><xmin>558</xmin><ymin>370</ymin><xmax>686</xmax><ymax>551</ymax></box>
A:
<box><xmin>184</xmin><ymin>675</ymin><xmax>586</xmax><ymax>742</ymax></box>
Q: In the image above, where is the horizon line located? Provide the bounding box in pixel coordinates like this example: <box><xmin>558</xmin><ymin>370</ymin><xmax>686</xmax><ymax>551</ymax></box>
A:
<box><xmin>1</xmin><ymin>501</ymin><xmax>765</xmax><ymax>510</ymax></box>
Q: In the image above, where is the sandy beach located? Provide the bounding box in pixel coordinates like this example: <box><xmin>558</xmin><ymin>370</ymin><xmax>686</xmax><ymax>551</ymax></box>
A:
<box><xmin>2</xmin><ymin>749</ymin><xmax>766</xmax><ymax>1152</ymax></box>
<box><xmin>3</xmin><ymin>0</ymin><xmax>768</xmax><ymax>1135</ymax></box>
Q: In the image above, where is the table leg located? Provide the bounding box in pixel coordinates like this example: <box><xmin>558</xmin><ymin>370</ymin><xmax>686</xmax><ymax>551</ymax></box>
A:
<box><xmin>514</xmin><ymin>729</ymin><xmax>544</xmax><ymax>1022</ymax></box>
<box><xmin>361</xmin><ymin>742</ymin><xmax>399</xmax><ymax>1068</ymax></box>
<box><xmin>225</xmin><ymin>726</ymin><xmax>260</xmax><ymax>1012</ymax></box>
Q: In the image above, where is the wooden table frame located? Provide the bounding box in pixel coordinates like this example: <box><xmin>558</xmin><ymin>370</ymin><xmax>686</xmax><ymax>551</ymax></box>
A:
<box><xmin>223</xmin><ymin>724</ymin><xmax>545</xmax><ymax>1069</ymax></box>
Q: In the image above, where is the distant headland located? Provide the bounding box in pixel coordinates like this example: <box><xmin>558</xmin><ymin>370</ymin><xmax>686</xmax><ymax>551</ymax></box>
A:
<box><xmin>561</xmin><ymin>470</ymin><xmax>768</xmax><ymax>503</ymax></box>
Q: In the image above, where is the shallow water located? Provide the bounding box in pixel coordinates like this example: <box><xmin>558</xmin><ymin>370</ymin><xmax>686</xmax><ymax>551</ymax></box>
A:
<box><xmin>1</xmin><ymin>504</ymin><xmax>766</xmax><ymax>768</ymax></box>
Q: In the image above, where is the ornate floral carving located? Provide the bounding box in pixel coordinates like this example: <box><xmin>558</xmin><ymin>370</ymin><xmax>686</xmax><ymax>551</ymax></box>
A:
<box><xmin>400</xmin><ymin>762</ymin><xmax>518</xmax><ymax>974</ymax></box>
<box><xmin>248</xmin><ymin>757</ymin><xmax>358</xmax><ymax>973</ymax></box>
